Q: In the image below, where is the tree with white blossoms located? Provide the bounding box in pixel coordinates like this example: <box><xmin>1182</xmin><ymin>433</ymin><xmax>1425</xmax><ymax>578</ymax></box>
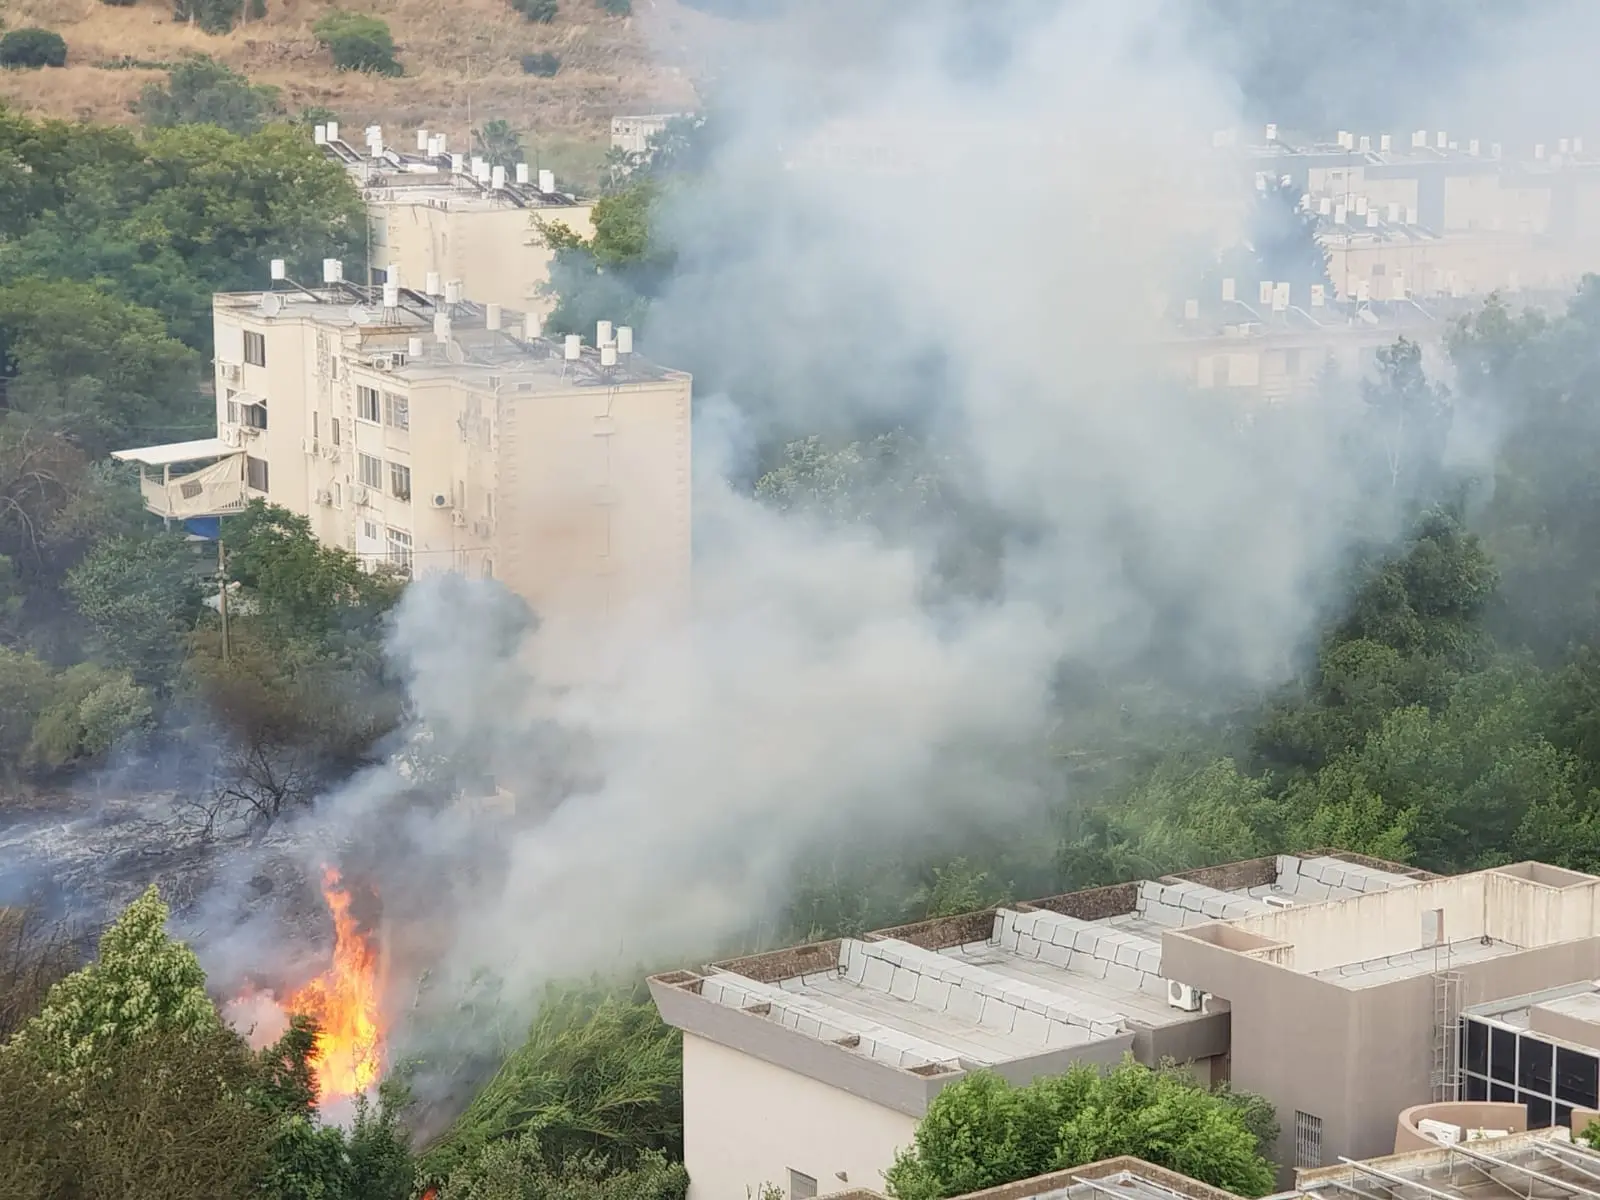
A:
<box><xmin>4</xmin><ymin>884</ymin><xmax>217</xmax><ymax>1074</ymax></box>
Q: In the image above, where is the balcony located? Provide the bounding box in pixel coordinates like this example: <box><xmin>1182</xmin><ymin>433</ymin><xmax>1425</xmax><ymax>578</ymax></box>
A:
<box><xmin>111</xmin><ymin>438</ymin><xmax>250</xmax><ymax>520</ymax></box>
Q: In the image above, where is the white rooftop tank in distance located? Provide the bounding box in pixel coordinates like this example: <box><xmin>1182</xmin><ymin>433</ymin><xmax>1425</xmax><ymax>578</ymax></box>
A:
<box><xmin>326</xmin><ymin>121</ymin><xmax>339</xmax><ymax>141</ymax></box>
<box><xmin>564</xmin><ymin>334</ymin><xmax>581</xmax><ymax>361</ymax></box>
<box><xmin>408</xmin><ymin>336</ymin><xmax>424</xmax><ymax>358</ymax></box>
<box><xmin>425</xmin><ymin>271</ymin><xmax>442</xmax><ymax>296</ymax></box>
<box><xmin>434</xmin><ymin>313</ymin><xmax>452</xmax><ymax>343</ymax></box>
<box><xmin>491</xmin><ymin>165</ymin><xmax>506</xmax><ymax>190</ymax></box>
<box><xmin>616</xmin><ymin>326</ymin><xmax>633</xmax><ymax>354</ymax></box>
<box><xmin>596</xmin><ymin>320</ymin><xmax>613</xmax><ymax>346</ymax></box>
<box><xmin>486</xmin><ymin>303</ymin><xmax>502</xmax><ymax>331</ymax></box>
<box><xmin>445</xmin><ymin>280</ymin><xmax>464</xmax><ymax>305</ymax></box>
<box><xmin>538</xmin><ymin>168</ymin><xmax>555</xmax><ymax>194</ymax></box>
<box><xmin>516</xmin><ymin>163</ymin><xmax>530</xmax><ymax>185</ymax></box>
<box><xmin>323</xmin><ymin>259</ymin><xmax>343</xmax><ymax>284</ymax></box>
<box><xmin>417</xmin><ymin>128</ymin><xmax>430</xmax><ymax>151</ymax></box>
<box><xmin>314</xmin><ymin>125</ymin><xmax>328</xmax><ymax>145</ymax></box>
<box><xmin>382</xmin><ymin>282</ymin><xmax>400</xmax><ymax>308</ymax></box>
<box><xmin>270</xmin><ymin>259</ymin><xmax>287</xmax><ymax>281</ymax></box>
<box><xmin>601</xmin><ymin>344</ymin><xmax>618</xmax><ymax>367</ymax></box>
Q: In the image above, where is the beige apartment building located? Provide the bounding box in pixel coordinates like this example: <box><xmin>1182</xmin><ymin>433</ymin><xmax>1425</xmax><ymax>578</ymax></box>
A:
<box><xmin>315</xmin><ymin>121</ymin><xmax>594</xmax><ymax>321</ymax></box>
<box><xmin>115</xmin><ymin>277</ymin><xmax>690</xmax><ymax>663</ymax></box>
<box><xmin>652</xmin><ymin>855</ymin><xmax>1600</xmax><ymax>1200</ymax></box>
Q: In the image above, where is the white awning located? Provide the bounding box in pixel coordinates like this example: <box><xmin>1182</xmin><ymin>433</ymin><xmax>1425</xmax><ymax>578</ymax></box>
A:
<box><xmin>111</xmin><ymin>438</ymin><xmax>234</xmax><ymax>467</ymax></box>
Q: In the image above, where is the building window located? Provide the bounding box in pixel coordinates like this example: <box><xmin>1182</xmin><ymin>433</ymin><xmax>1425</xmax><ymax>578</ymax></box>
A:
<box><xmin>788</xmin><ymin>1171</ymin><xmax>817</xmax><ymax>1200</ymax></box>
<box><xmin>242</xmin><ymin>402</ymin><xmax>268</xmax><ymax>430</ymax></box>
<box><xmin>1293</xmin><ymin>1111</ymin><xmax>1322</xmax><ymax>1169</ymax></box>
<box><xmin>386</xmin><ymin>528</ymin><xmax>413</xmax><ymax>573</ymax></box>
<box><xmin>358</xmin><ymin>453</ymin><xmax>382</xmax><ymax>489</ymax></box>
<box><xmin>482</xmin><ymin>558</ymin><xmax>494</xmax><ymax>580</ymax></box>
<box><xmin>384</xmin><ymin>392</ymin><xmax>410</xmax><ymax>430</ymax></box>
<box><xmin>357</xmin><ymin>385</ymin><xmax>381</xmax><ymax>423</ymax></box>
<box><xmin>331</xmin><ymin>482</ymin><xmax>341</xmax><ymax>508</ymax></box>
<box><xmin>362</xmin><ymin>519</ymin><xmax>379</xmax><ymax>541</ymax></box>
<box><xmin>244</xmin><ymin>330</ymin><xmax>266</xmax><ymax>367</ymax></box>
<box><xmin>226</xmin><ymin>389</ymin><xmax>240</xmax><ymax>425</ymax></box>
<box><xmin>331</xmin><ymin>417</ymin><xmax>341</xmax><ymax>446</ymax></box>
<box><xmin>246</xmin><ymin>456</ymin><xmax>269</xmax><ymax>493</ymax></box>
<box><xmin>312</xmin><ymin>412</ymin><xmax>319</xmax><ymax>440</ymax></box>
<box><xmin>390</xmin><ymin>462</ymin><xmax>411</xmax><ymax>501</ymax></box>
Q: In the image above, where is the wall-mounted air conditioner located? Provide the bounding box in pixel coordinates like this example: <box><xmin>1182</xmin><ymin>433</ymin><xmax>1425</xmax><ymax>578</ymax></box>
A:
<box><xmin>374</xmin><ymin>354</ymin><xmax>394</xmax><ymax>371</ymax></box>
<box><xmin>1167</xmin><ymin>981</ymin><xmax>1204</xmax><ymax>1012</ymax></box>
<box><xmin>430</xmin><ymin>493</ymin><xmax>451</xmax><ymax>510</ymax></box>
<box><xmin>320</xmin><ymin>445</ymin><xmax>340</xmax><ymax>462</ymax></box>
<box><xmin>351</xmin><ymin>486</ymin><xmax>370</xmax><ymax>506</ymax></box>
<box><xmin>315</xmin><ymin>489</ymin><xmax>333</xmax><ymax>506</ymax></box>
<box><xmin>301</xmin><ymin>438</ymin><xmax>318</xmax><ymax>455</ymax></box>
<box><xmin>219</xmin><ymin>363</ymin><xmax>241</xmax><ymax>383</ymax></box>
<box><xmin>220</xmin><ymin>426</ymin><xmax>242</xmax><ymax>447</ymax></box>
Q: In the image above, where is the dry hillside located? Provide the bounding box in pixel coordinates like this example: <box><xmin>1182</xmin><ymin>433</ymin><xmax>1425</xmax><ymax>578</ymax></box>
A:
<box><xmin>0</xmin><ymin>0</ymin><xmax>707</xmax><ymax>169</ymax></box>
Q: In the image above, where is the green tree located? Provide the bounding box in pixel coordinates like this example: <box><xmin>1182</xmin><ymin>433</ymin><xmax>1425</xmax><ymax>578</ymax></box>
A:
<box><xmin>441</xmin><ymin>1145</ymin><xmax>687</xmax><ymax>1200</ymax></box>
<box><xmin>5</xmin><ymin>885</ymin><xmax>216</xmax><ymax>1077</ymax></box>
<box><xmin>25</xmin><ymin>663</ymin><xmax>154</xmax><ymax>769</ymax></box>
<box><xmin>174</xmin><ymin>0</ymin><xmax>244</xmax><ymax>34</ymax></box>
<box><xmin>0</xmin><ymin>30</ymin><xmax>68</xmax><ymax>69</ymax></box>
<box><xmin>139</xmin><ymin>56</ymin><xmax>282</xmax><ymax>134</ymax></box>
<box><xmin>885</xmin><ymin>1062</ymin><xmax>1275</xmax><ymax>1200</ymax></box>
<box><xmin>1364</xmin><ymin>338</ymin><xmax>1451</xmax><ymax>502</ymax></box>
<box><xmin>0</xmin><ymin>279</ymin><xmax>200</xmax><ymax>454</ymax></box>
<box><xmin>313</xmin><ymin>11</ymin><xmax>403</xmax><ymax>76</ymax></box>
<box><xmin>475</xmin><ymin>120</ymin><xmax>526</xmax><ymax>169</ymax></box>
<box><xmin>0</xmin><ymin>645</ymin><xmax>60</xmax><ymax>772</ymax></box>
<box><xmin>65</xmin><ymin>533</ymin><xmax>204</xmax><ymax>684</ymax></box>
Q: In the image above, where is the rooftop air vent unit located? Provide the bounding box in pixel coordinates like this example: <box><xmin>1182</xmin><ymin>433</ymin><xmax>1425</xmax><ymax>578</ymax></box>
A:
<box><xmin>430</xmin><ymin>493</ymin><xmax>451</xmax><ymax>510</ymax></box>
<box><xmin>1263</xmin><ymin>894</ymin><xmax>1294</xmax><ymax>909</ymax></box>
<box><xmin>1167</xmin><ymin>981</ymin><xmax>1203</xmax><ymax>1012</ymax></box>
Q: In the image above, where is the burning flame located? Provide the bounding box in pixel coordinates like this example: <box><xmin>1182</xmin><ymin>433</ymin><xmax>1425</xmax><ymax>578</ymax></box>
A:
<box><xmin>286</xmin><ymin>866</ymin><xmax>384</xmax><ymax>1102</ymax></box>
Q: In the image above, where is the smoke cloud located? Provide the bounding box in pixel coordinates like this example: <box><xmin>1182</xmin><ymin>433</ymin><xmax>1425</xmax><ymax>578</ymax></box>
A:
<box><xmin>176</xmin><ymin>0</ymin><xmax>1594</xmax><ymax>1087</ymax></box>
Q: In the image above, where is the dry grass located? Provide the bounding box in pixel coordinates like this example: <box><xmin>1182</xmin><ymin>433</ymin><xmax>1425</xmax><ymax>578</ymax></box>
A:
<box><xmin>0</xmin><ymin>0</ymin><xmax>702</xmax><ymax>150</ymax></box>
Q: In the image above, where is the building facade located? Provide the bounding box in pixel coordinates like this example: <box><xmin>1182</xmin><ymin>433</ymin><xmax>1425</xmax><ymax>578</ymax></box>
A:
<box><xmin>117</xmin><ymin>282</ymin><xmax>690</xmax><ymax>664</ymax></box>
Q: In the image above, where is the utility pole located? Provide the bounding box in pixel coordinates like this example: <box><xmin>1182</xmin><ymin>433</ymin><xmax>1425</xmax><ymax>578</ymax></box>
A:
<box><xmin>218</xmin><ymin>538</ymin><xmax>231</xmax><ymax>666</ymax></box>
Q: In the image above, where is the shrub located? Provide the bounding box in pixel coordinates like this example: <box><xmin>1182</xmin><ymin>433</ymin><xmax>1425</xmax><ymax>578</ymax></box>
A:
<box><xmin>137</xmin><ymin>55</ymin><xmax>282</xmax><ymax>135</ymax></box>
<box><xmin>598</xmin><ymin>0</ymin><xmax>632</xmax><ymax>13</ymax></box>
<box><xmin>521</xmin><ymin>51</ymin><xmax>561</xmax><ymax>76</ymax></box>
<box><xmin>512</xmin><ymin>0</ymin><xmax>558</xmax><ymax>21</ymax></box>
<box><xmin>173</xmin><ymin>0</ymin><xmax>244</xmax><ymax>34</ymax></box>
<box><xmin>312</xmin><ymin>10</ymin><xmax>402</xmax><ymax>76</ymax></box>
<box><xmin>0</xmin><ymin>28</ymin><xmax>68</xmax><ymax>69</ymax></box>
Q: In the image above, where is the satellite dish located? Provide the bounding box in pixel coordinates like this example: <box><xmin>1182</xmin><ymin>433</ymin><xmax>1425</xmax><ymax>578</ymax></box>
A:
<box><xmin>258</xmin><ymin>293</ymin><xmax>283</xmax><ymax>318</ymax></box>
<box><xmin>445</xmin><ymin>339</ymin><xmax>467</xmax><ymax>365</ymax></box>
<box><xmin>349</xmin><ymin>306</ymin><xmax>374</xmax><ymax>326</ymax></box>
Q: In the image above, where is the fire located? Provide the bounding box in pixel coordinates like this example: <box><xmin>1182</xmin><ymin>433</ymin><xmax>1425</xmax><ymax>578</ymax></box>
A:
<box><xmin>285</xmin><ymin>866</ymin><xmax>385</xmax><ymax>1102</ymax></box>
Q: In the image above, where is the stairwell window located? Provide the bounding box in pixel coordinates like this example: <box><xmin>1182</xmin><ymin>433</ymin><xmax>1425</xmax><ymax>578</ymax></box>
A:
<box><xmin>384</xmin><ymin>392</ymin><xmax>410</xmax><ymax>430</ymax></box>
<box><xmin>244</xmin><ymin>330</ymin><xmax>266</xmax><ymax>367</ymax></box>
<box><xmin>246</xmin><ymin>456</ymin><xmax>269</xmax><ymax>493</ymax></box>
<box><xmin>386</xmin><ymin>528</ymin><xmax>413</xmax><ymax>573</ymax></box>
<box><xmin>390</xmin><ymin>462</ymin><xmax>411</xmax><ymax>502</ymax></box>
<box><xmin>358</xmin><ymin>453</ymin><xmax>382</xmax><ymax>489</ymax></box>
<box><xmin>358</xmin><ymin>386</ymin><xmax>382</xmax><ymax>423</ymax></box>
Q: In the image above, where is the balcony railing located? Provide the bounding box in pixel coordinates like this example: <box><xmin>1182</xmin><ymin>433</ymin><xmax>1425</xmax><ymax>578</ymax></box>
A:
<box><xmin>136</xmin><ymin>454</ymin><xmax>250</xmax><ymax>519</ymax></box>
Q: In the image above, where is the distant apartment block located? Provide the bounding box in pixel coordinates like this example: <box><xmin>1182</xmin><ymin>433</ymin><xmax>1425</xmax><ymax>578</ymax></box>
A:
<box><xmin>115</xmin><ymin>272</ymin><xmax>690</xmax><ymax>664</ymax></box>
<box><xmin>652</xmin><ymin>855</ymin><xmax>1600</xmax><ymax>1199</ymax></box>
<box><xmin>313</xmin><ymin>121</ymin><xmax>594</xmax><ymax>321</ymax></box>
<box><xmin>611</xmin><ymin>114</ymin><xmax>688</xmax><ymax>157</ymax></box>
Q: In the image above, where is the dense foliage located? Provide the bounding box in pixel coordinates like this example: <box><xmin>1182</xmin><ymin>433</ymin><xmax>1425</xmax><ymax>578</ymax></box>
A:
<box><xmin>0</xmin><ymin>29</ymin><xmax>68</xmax><ymax>69</ymax></box>
<box><xmin>313</xmin><ymin>11</ymin><xmax>403</xmax><ymax>76</ymax></box>
<box><xmin>885</xmin><ymin>1063</ymin><xmax>1277</xmax><ymax>1200</ymax></box>
<box><xmin>139</xmin><ymin>57</ymin><xmax>284</xmax><ymax>135</ymax></box>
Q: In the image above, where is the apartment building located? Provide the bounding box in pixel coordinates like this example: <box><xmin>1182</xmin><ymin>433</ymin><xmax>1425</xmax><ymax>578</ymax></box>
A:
<box><xmin>612</xmin><ymin>114</ymin><xmax>688</xmax><ymax>157</ymax></box>
<box><xmin>651</xmin><ymin>856</ymin><xmax>1600</xmax><ymax>1200</ymax></box>
<box><xmin>315</xmin><ymin>121</ymin><xmax>594</xmax><ymax>320</ymax></box>
<box><xmin>115</xmin><ymin>273</ymin><xmax>691</xmax><ymax>663</ymax></box>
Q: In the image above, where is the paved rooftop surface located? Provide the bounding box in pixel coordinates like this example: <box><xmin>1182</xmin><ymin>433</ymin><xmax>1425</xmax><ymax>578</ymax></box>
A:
<box><xmin>1311</xmin><ymin>937</ymin><xmax>1525</xmax><ymax>990</ymax></box>
<box><xmin>696</xmin><ymin>855</ymin><xmax>1422</xmax><ymax>1069</ymax></box>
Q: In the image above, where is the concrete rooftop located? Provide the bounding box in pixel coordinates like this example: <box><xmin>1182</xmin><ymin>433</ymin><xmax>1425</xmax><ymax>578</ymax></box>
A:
<box><xmin>668</xmin><ymin>854</ymin><xmax>1424</xmax><ymax>1074</ymax></box>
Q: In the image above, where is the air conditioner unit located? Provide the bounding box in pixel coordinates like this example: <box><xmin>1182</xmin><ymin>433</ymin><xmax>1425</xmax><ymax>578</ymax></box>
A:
<box><xmin>430</xmin><ymin>493</ymin><xmax>451</xmax><ymax>510</ymax></box>
<box><xmin>220</xmin><ymin>426</ymin><xmax>241</xmax><ymax>447</ymax></box>
<box><xmin>219</xmin><ymin>363</ymin><xmax>241</xmax><ymax>383</ymax></box>
<box><xmin>320</xmin><ymin>444</ymin><xmax>340</xmax><ymax>461</ymax></box>
<box><xmin>351</xmin><ymin>485</ymin><xmax>370</xmax><ymax>506</ymax></box>
<box><xmin>451</xmin><ymin>510</ymin><xmax>467</xmax><ymax>527</ymax></box>
<box><xmin>1263</xmin><ymin>894</ymin><xmax>1294</xmax><ymax>909</ymax></box>
<box><xmin>315</xmin><ymin>489</ymin><xmax>333</xmax><ymax>506</ymax></box>
<box><xmin>1167</xmin><ymin>981</ymin><xmax>1204</xmax><ymax>1012</ymax></box>
<box><xmin>301</xmin><ymin>437</ymin><xmax>318</xmax><ymax>455</ymax></box>
<box><xmin>374</xmin><ymin>354</ymin><xmax>394</xmax><ymax>371</ymax></box>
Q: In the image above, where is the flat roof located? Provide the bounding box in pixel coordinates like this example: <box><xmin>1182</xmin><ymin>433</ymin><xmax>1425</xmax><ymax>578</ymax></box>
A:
<box><xmin>1296</xmin><ymin>1128</ymin><xmax>1600</xmax><ymax>1200</ymax></box>
<box><xmin>1467</xmin><ymin>982</ymin><xmax>1600</xmax><ymax>1050</ymax></box>
<box><xmin>111</xmin><ymin>437</ymin><xmax>233</xmax><ymax>467</ymax></box>
<box><xmin>654</xmin><ymin>854</ymin><xmax>1424</xmax><ymax>1076</ymax></box>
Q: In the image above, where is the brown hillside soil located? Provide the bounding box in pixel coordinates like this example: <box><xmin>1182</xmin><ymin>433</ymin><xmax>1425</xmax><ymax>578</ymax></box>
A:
<box><xmin>0</xmin><ymin>0</ymin><xmax>704</xmax><ymax>168</ymax></box>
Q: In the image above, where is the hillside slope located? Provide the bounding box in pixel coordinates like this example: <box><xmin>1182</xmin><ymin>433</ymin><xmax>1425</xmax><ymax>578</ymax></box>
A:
<box><xmin>0</xmin><ymin>0</ymin><xmax>702</xmax><ymax>161</ymax></box>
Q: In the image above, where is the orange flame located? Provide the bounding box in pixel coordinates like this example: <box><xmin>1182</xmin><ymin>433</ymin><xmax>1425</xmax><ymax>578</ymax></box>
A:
<box><xmin>286</xmin><ymin>866</ymin><xmax>384</xmax><ymax>1102</ymax></box>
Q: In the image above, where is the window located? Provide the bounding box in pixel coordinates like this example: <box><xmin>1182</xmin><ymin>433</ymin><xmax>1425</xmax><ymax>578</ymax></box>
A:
<box><xmin>331</xmin><ymin>482</ymin><xmax>341</xmax><ymax>508</ymax></box>
<box><xmin>358</xmin><ymin>386</ymin><xmax>381</xmax><ymax>423</ymax></box>
<box><xmin>331</xmin><ymin>417</ymin><xmax>341</xmax><ymax>446</ymax></box>
<box><xmin>390</xmin><ymin>462</ymin><xmax>411</xmax><ymax>501</ymax></box>
<box><xmin>243</xmin><ymin>402</ymin><xmax>268</xmax><ymax>430</ymax></box>
<box><xmin>1465</xmin><ymin>1020</ymin><xmax>1489</xmax><ymax>1076</ymax></box>
<box><xmin>1521</xmin><ymin>1038</ymin><xmax>1554</xmax><ymax>1094</ymax></box>
<box><xmin>384</xmin><ymin>392</ymin><xmax>410</xmax><ymax>430</ymax></box>
<box><xmin>788</xmin><ymin>1171</ymin><xmax>817</xmax><ymax>1200</ymax></box>
<box><xmin>1557</xmin><ymin>1046</ymin><xmax>1599</xmax><ymax>1107</ymax></box>
<box><xmin>358</xmin><ymin>453</ymin><xmax>383</xmax><ymax>489</ymax></box>
<box><xmin>226</xmin><ymin>389</ymin><xmax>240</xmax><ymax>425</ymax></box>
<box><xmin>312</xmin><ymin>412</ymin><xmax>319</xmax><ymax>440</ymax></box>
<box><xmin>244</xmin><ymin>330</ymin><xmax>266</xmax><ymax>367</ymax></box>
<box><xmin>246</xmin><ymin>456</ymin><xmax>269</xmax><ymax>493</ymax></box>
<box><xmin>386</xmin><ymin>528</ymin><xmax>413</xmax><ymax>573</ymax></box>
<box><xmin>362</xmin><ymin>519</ymin><xmax>379</xmax><ymax>541</ymax></box>
<box><xmin>1293</xmin><ymin>1111</ymin><xmax>1322</xmax><ymax>1170</ymax></box>
<box><xmin>1490</xmin><ymin>1026</ymin><xmax>1517</xmax><ymax>1085</ymax></box>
